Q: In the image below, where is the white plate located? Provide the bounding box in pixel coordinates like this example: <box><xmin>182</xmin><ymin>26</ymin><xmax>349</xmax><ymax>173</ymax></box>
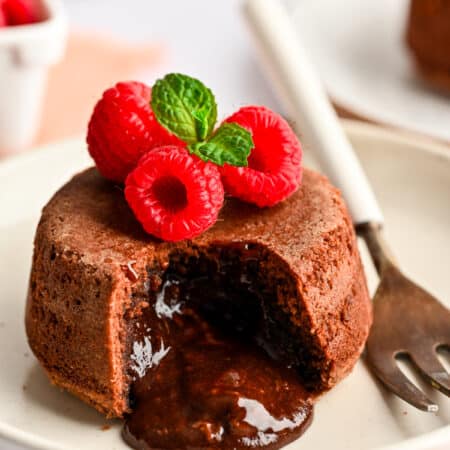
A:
<box><xmin>290</xmin><ymin>0</ymin><xmax>450</xmax><ymax>143</ymax></box>
<box><xmin>0</xmin><ymin>120</ymin><xmax>449</xmax><ymax>450</ymax></box>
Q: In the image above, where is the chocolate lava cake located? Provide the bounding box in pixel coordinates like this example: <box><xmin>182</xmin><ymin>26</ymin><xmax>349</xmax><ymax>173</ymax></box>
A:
<box><xmin>26</xmin><ymin>166</ymin><xmax>371</xmax><ymax>448</ymax></box>
<box><xmin>406</xmin><ymin>0</ymin><xmax>450</xmax><ymax>93</ymax></box>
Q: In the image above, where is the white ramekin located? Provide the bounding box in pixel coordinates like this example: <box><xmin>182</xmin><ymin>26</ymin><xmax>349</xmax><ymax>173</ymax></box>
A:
<box><xmin>0</xmin><ymin>0</ymin><xmax>67</xmax><ymax>157</ymax></box>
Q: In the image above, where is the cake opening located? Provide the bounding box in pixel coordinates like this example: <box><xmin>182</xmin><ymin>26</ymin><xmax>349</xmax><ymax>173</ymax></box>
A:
<box><xmin>123</xmin><ymin>244</ymin><xmax>315</xmax><ymax>450</ymax></box>
<box><xmin>151</xmin><ymin>176</ymin><xmax>188</xmax><ymax>213</ymax></box>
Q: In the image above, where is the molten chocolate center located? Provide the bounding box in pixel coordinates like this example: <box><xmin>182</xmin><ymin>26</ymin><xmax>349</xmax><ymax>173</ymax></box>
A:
<box><xmin>123</xmin><ymin>247</ymin><xmax>313</xmax><ymax>450</ymax></box>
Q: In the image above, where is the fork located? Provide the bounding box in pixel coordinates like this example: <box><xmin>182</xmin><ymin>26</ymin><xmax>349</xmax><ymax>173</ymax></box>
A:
<box><xmin>360</xmin><ymin>222</ymin><xmax>450</xmax><ymax>411</ymax></box>
<box><xmin>245</xmin><ymin>0</ymin><xmax>450</xmax><ymax>412</ymax></box>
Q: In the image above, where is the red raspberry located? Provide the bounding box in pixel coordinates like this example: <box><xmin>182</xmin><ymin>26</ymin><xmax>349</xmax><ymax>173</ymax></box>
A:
<box><xmin>125</xmin><ymin>146</ymin><xmax>224</xmax><ymax>242</ymax></box>
<box><xmin>2</xmin><ymin>0</ymin><xmax>40</xmax><ymax>25</ymax></box>
<box><xmin>220</xmin><ymin>106</ymin><xmax>302</xmax><ymax>207</ymax></box>
<box><xmin>87</xmin><ymin>81</ymin><xmax>183</xmax><ymax>183</ymax></box>
<box><xmin>0</xmin><ymin>7</ymin><xmax>7</xmax><ymax>26</ymax></box>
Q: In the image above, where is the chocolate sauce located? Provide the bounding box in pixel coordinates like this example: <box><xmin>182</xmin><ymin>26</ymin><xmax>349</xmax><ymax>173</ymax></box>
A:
<box><xmin>123</xmin><ymin>250</ymin><xmax>313</xmax><ymax>449</ymax></box>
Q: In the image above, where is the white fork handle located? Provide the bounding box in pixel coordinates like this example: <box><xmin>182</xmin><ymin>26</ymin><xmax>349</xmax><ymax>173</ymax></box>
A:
<box><xmin>244</xmin><ymin>0</ymin><xmax>384</xmax><ymax>226</ymax></box>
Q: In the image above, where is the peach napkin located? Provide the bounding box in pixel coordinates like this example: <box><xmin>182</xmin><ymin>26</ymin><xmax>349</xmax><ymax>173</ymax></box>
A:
<box><xmin>35</xmin><ymin>32</ymin><xmax>163</xmax><ymax>146</ymax></box>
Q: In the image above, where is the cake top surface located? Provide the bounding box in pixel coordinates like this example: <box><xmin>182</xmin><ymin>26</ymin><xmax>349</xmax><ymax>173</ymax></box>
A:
<box><xmin>39</xmin><ymin>167</ymin><xmax>350</xmax><ymax>273</ymax></box>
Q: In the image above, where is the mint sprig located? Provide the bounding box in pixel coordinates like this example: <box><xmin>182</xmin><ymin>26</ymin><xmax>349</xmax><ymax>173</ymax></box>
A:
<box><xmin>188</xmin><ymin>123</ymin><xmax>252</xmax><ymax>166</ymax></box>
<box><xmin>151</xmin><ymin>73</ymin><xmax>253</xmax><ymax>167</ymax></box>
<box><xmin>151</xmin><ymin>73</ymin><xmax>217</xmax><ymax>144</ymax></box>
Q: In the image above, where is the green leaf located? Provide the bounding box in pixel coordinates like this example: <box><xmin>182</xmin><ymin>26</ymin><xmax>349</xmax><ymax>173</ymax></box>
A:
<box><xmin>151</xmin><ymin>73</ymin><xmax>217</xmax><ymax>144</ymax></box>
<box><xmin>188</xmin><ymin>123</ymin><xmax>253</xmax><ymax>167</ymax></box>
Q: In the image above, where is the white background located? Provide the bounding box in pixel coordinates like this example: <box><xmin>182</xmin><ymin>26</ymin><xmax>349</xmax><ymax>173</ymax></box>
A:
<box><xmin>65</xmin><ymin>0</ymin><xmax>283</xmax><ymax>117</ymax></box>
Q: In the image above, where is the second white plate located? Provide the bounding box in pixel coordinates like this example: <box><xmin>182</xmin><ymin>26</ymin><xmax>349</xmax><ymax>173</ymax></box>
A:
<box><xmin>290</xmin><ymin>0</ymin><xmax>450</xmax><ymax>143</ymax></box>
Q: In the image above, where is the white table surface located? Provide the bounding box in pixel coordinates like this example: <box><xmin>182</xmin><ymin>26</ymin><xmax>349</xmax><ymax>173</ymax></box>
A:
<box><xmin>0</xmin><ymin>0</ymin><xmax>281</xmax><ymax>449</ymax></box>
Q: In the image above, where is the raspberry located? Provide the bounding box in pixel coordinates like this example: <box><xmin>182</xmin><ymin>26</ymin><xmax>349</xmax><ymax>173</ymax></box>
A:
<box><xmin>2</xmin><ymin>0</ymin><xmax>40</xmax><ymax>25</ymax></box>
<box><xmin>87</xmin><ymin>81</ymin><xmax>183</xmax><ymax>183</ymax></box>
<box><xmin>220</xmin><ymin>106</ymin><xmax>302</xmax><ymax>207</ymax></box>
<box><xmin>125</xmin><ymin>146</ymin><xmax>224</xmax><ymax>242</ymax></box>
<box><xmin>0</xmin><ymin>7</ymin><xmax>6</xmax><ymax>26</ymax></box>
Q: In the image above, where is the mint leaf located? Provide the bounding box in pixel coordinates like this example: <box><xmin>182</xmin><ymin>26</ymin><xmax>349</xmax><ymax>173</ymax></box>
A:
<box><xmin>188</xmin><ymin>123</ymin><xmax>253</xmax><ymax>167</ymax></box>
<box><xmin>151</xmin><ymin>73</ymin><xmax>217</xmax><ymax>143</ymax></box>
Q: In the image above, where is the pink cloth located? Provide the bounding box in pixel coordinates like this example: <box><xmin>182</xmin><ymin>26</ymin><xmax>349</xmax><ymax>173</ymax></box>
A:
<box><xmin>35</xmin><ymin>32</ymin><xmax>163</xmax><ymax>146</ymax></box>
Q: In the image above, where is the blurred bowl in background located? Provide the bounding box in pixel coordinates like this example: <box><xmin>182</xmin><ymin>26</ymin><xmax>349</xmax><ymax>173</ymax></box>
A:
<box><xmin>0</xmin><ymin>0</ymin><xmax>67</xmax><ymax>157</ymax></box>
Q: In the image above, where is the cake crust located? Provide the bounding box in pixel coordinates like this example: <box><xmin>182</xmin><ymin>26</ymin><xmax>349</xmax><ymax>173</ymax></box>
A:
<box><xmin>26</xmin><ymin>167</ymin><xmax>371</xmax><ymax>418</ymax></box>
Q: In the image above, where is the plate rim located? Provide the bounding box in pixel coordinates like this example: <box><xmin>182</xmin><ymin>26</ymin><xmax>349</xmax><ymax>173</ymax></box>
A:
<box><xmin>1</xmin><ymin>120</ymin><xmax>449</xmax><ymax>450</ymax></box>
<box><xmin>342</xmin><ymin>119</ymin><xmax>450</xmax><ymax>163</ymax></box>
